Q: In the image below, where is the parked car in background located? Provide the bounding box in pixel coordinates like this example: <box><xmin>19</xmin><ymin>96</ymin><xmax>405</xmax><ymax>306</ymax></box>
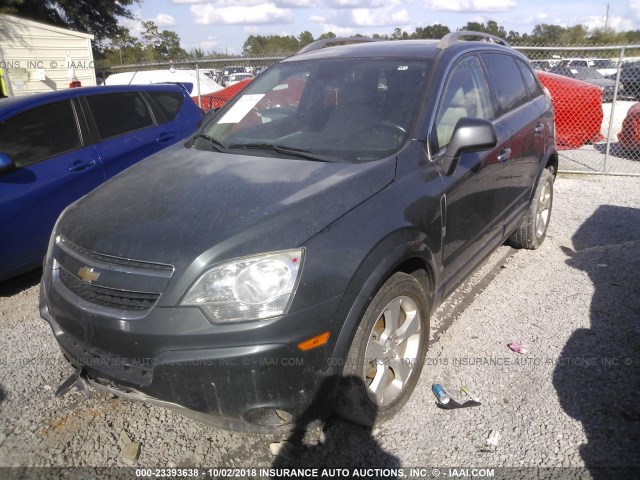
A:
<box><xmin>537</xmin><ymin>70</ymin><xmax>604</xmax><ymax>149</ymax></box>
<box><xmin>41</xmin><ymin>32</ymin><xmax>557</xmax><ymax>432</ymax></box>
<box><xmin>224</xmin><ymin>72</ymin><xmax>254</xmax><ymax>87</ymax></box>
<box><xmin>559</xmin><ymin>58</ymin><xmax>617</xmax><ymax>78</ymax></box>
<box><xmin>619</xmin><ymin>61</ymin><xmax>640</xmax><ymax>100</ymax></box>
<box><xmin>549</xmin><ymin>66</ymin><xmax>616</xmax><ymax>102</ymax></box>
<box><xmin>617</xmin><ymin>102</ymin><xmax>640</xmax><ymax>150</ymax></box>
<box><xmin>530</xmin><ymin>59</ymin><xmax>559</xmax><ymax>72</ymax></box>
<box><xmin>0</xmin><ymin>85</ymin><xmax>203</xmax><ymax>281</ymax></box>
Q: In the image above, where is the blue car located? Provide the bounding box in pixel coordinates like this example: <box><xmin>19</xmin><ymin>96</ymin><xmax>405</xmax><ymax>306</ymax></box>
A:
<box><xmin>0</xmin><ymin>84</ymin><xmax>203</xmax><ymax>280</ymax></box>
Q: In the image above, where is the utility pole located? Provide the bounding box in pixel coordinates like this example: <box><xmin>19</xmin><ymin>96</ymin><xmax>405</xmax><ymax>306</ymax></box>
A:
<box><xmin>604</xmin><ymin>3</ymin><xmax>609</xmax><ymax>32</ymax></box>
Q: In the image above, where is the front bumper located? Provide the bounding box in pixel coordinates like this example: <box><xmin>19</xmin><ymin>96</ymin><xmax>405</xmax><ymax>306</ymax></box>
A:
<box><xmin>40</xmin><ymin>270</ymin><xmax>344</xmax><ymax>433</ymax></box>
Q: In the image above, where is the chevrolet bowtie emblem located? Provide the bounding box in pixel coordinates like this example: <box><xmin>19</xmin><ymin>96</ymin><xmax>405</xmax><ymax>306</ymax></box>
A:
<box><xmin>77</xmin><ymin>266</ymin><xmax>100</xmax><ymax>284</ymax></box>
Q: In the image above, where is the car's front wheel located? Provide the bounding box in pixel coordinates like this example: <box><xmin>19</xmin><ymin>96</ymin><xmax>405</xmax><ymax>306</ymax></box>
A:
<box><xmin>335</xmin><ymin>272</ymin><xmax>429</xmax><ymax>426</ymax></box>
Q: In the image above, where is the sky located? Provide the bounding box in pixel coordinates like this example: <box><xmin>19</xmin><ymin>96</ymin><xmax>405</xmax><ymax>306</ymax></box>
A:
<box><xmin>123</xmin><ymin>0</ymin><xmax>640</xmax><ymax>54</ymax></box>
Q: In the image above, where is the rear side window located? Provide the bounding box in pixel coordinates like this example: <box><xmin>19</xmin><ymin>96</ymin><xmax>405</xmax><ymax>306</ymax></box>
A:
<box><xmin>481</xmin><ymin>53</ymin><xmax>528</xmax><ymax>115</ymax></box>
<box><xmin>147</xmin><ymin>91</ymin><xmax>185</xmax><ymax>122</ymax></box>
<box><xmin>517</xmin><ymin>58</ymin><xmax>543</xmax><ymax>100</ymax></box>
<box><xmin>0</xmin><ymin>100</ymin><xmax>81</xmax><ymax>168</ymax></box>
<box><xmin>86</xmin><ymin>92</ymin><xmax>154</xmax><ymax>139</ymax></box>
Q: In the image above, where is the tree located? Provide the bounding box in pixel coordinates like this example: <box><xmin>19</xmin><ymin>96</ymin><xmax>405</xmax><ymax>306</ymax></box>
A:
<box><xmin>391</xmin><ymin>27</ymin><xmax>409</xmax><ymax>40</ymax></box>
<box><xmin>458</xmin><ymin>20</ymin><xmax>507</xmax><ymax>39</ymax></box>
<box><xmin>242</xmin><ymin>34</ymin><xmax>303</xmax><ymax>55</ymax></box>
<box><xmin>107</xmin><ymin>27</ymin><xmax>143</xmax><ymax>65</ymax></box>
<box><xmin>298</xmin><ymin>31</ymin><xmax>314</xmax><ymax>48</ymax></box>
<box><xmin>0</xmin><ymin>0</ymin><xmax>140</xmax><ymax>45</ymax></box>
<box><xmin>531</xmin><ymin>24</ymin><xmax>565</xmax><ymax>44</ymax></box>
<box><xmin>139</xmin><ymin>21</ymin><xmax>186</xmax><ymax>62</ymax></box>
<box><xmin>412</xmin><ymin>24</ymin><xmax>450</xmax><ymax>39</ymax></box>
<box><xmin>157</xmin><ymin>30</ymin><xmax>186</xmax><ymax>61</ymax></box>
<box><xmin>318</xmin><ymin>32</ymin><xmax>336</xmax><ymax>40</ymax></box>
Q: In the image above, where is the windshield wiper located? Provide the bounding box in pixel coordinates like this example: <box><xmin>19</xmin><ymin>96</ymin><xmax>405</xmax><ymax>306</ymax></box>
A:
<box><xmin>195</xmin><ymin>133</ymin><xmax>226</xmax><ymax>151</ymax></box>
<box><xmin>226</xmin><ymin>143</ymin><xmax>334</xmax><ymax>162</ymax></box>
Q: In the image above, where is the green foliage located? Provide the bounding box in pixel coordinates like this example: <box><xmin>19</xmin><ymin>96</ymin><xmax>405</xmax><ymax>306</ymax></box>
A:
<box><xmin>413</xmin><ymin>24</ymin><xmax>451</xmax><ymax>39</ymax></box>
<box><xmin>0</xmin><ymin>0</ymin><xmax>139</xmax><ymax>45</ymax></box>
<box><xmin>242</xmin><ymin>34</ymin><xmax>301</xmax><ymax>55</ymax></box>
<box><xmin>98</xmin><ymin>22</ymin><xmax>187</xmax><ymax>67</ymax></box>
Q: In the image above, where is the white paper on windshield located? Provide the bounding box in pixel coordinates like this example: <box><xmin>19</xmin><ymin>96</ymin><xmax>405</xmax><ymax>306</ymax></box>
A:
<box><xmin>217</xmin><ymin>94</ymin><xmax>265</xmax><ymax>124</ymax></box>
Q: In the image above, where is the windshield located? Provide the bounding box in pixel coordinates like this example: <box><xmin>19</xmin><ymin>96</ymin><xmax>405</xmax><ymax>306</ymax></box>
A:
<box><xmin>197</xmin><ymin>57</ymin><xmax>430</xmax><ymax>163</ymax></box>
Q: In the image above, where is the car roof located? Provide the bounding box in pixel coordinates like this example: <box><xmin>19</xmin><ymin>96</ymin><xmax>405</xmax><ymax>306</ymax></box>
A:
<box><xmin>284</xmin><ymin>38</ymin><xmax>514</xmax><ymax>63</ymax></box>
<box><xmin>0</xmin><ymin>84</ymin><xmax>187</xmax><ymax>117</ymax></box>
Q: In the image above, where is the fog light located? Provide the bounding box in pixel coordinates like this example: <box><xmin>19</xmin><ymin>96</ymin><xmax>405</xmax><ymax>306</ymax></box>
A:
<box><xmin>275</xmin><ymin>409</ymin><xmax>293</xmax><ymax>422</ymax></box>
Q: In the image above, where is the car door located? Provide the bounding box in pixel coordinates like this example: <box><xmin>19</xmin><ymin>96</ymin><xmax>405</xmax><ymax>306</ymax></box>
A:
<box><xmin>81</xmin><ymin>91</ymin><xmax>172</xmax><ymax>180</ymax></box>
<box><xmin>480</xmin><ymin>53</ymin><xmax>547</xmax><ymax>216</ymax></box>
<box><xmin>431</xmin><ymin>54</ymin><xmax>508</xmax><ymax>291</ymax></box>
<box><xmin>0</xmin><ymin>98</ymin><xmax>105</xmax><ymax>278</ymax></box>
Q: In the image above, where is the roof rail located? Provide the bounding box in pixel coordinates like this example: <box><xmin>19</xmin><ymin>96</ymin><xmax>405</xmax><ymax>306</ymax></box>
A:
<box><xmin>438</xmin><ymin>31</ymin><xmax>510</xmax><ymax>49</ymax></box>
<box><xmin>297</xmin><ymin>37</ymin><xmax>379</xmax><ymax>54</ymax></box>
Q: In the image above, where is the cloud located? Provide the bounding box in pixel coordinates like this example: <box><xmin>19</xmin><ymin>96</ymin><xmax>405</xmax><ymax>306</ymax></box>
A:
<box><xmin>425</xmin><ymin>0</ymin><xmax>516</xmax><ymax>13</ymax></box>
<box><xmin>309</xmin><ymin>15</ymin><xmax>326</xmax><ymax>23</ymax></box>
<box><xmin>195</xmin><ymin>36</ymin><xmax>220</xmax><ymax>50</ymax></box>
<box><xmin>153</xmin><ymin>13</ymin><xmax>176</xmax><ymax>26</ymax></box>
<box><xmin>582</xmin><ymin>15</ymin><xmax>633</xmax><ymax>31</ymax></box>
<box><xmin>350</xmin><ymin>7</ymin><xmax>410</xmax><ymax>27</ymax></box>
<box><xmin>191</xmin><ymin>3</ymin><xmax>294</xmax><ymax>25</ymax></box>
<box><xmin>321</xmin><ymin>23</ymin><xmax>357</xmax><ymax>36</ymax></box>
<box><xmin>325</xmin><ymin>0</ymin><xmax>395</xmax><ymax>7</ymax></box>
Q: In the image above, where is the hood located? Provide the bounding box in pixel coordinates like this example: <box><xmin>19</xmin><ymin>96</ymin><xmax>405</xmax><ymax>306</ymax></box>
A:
<box><xmin>57</xmin><ymin>143</ymin><xmax>396</xmax><ymax>271</ymax></box>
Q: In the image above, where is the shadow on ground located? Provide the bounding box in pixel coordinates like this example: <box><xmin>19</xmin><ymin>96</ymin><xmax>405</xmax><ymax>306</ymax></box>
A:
<box><xmin>0</xmin><ymin>268</ymin><xmax>41</xmax><ymax>298</ymax></box>
<box><xmin>594</xmin><ymin>142</ymin><xmax>640</xmax><ymax>160</ymax></box>
<box><xmin>555</xmin><ymin>205</ymin><xmax>640</xmax><ymax>479</ymax></box>
<box><xmin>271</xmin><ymin>376</ymin><xmax>400</xmax><ymax>478</ymax></box>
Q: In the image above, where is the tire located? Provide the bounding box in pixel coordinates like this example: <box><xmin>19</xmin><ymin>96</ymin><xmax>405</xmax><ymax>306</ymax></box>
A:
<box><xmin>508</xmin><ymin>168</ymin><xmax>554</xmax><ymax>249</ymax></box>
<box><xmin>335</xmin><ymin>272</ymin><xmax>429</xmax><ymax>427</ymax></box>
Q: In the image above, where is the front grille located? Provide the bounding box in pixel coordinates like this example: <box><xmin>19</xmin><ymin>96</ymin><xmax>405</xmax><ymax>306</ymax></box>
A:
<box><xmin>60</xmin><ymin>267</ymin><xmax>160</xmax><ymax>311</ymax></box>
<box><xmin>58</xmin><ymin>236</ymin><xmax>173</xmax><ymax>272</ymax></box>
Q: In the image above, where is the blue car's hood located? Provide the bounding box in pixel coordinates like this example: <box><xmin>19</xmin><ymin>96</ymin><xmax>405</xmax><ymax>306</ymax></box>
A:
<box><xmin>57</xmin><ymin>143</ymin><xmax>396</xmax><ymax>271</ymax></box>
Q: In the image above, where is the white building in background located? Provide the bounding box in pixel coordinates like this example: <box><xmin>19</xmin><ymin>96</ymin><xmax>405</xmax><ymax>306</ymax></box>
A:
<box><xmin>0</xmin><ymin>14</ymin><xmax>96</xmax><ymax>97</ymax></box>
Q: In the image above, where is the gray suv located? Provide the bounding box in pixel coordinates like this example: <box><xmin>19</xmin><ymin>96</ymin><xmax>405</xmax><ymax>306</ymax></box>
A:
<box><xmin>40</xmin><ymin>32</ymin><xmax>557</xmax><ymax>432</ymax></box>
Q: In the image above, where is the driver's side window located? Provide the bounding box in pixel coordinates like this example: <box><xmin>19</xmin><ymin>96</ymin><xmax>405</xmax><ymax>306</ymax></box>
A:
<box><xmin>434</xmin><ymin>55</ymin><xmax>493</xmax><ymax>150</ymax></box>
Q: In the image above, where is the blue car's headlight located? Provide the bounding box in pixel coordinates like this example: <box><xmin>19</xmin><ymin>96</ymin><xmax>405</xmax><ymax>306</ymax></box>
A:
<box><xmin>181</xmin><ymin>249</ymin><xmax>304</xmax><ymax>323</ymax></box>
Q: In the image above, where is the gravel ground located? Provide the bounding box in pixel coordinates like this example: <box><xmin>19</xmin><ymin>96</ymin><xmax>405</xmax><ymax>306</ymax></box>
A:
<box><xmin>0</xmin><ymin>174</ymin><xmax>639</xmax><ymax>477</ymax></box>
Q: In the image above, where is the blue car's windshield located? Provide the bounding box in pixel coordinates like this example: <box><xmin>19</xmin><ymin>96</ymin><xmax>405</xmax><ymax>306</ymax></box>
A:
<box><xmin>198</xmin><ymin>57</ymin><xmax>430</xmax><ymax>163</ymax></box>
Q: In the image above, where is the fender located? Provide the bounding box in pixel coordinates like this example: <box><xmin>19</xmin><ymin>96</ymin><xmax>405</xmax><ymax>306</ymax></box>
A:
<box><xmin>327</xmin><ymin>232</ymin><xmax>439</xmax><ymax>375</ymax></box>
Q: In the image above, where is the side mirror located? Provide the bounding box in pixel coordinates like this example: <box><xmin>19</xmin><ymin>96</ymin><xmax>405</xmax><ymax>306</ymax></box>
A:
<box><xmin>0</xmin><ymin>152</ymin><xmax>15</xmax><ymax>175</ymax></box>
<box><xmin>441</xmin><ymin>118</ymin><xmax>497</xmax><ymax>176</ymax></box>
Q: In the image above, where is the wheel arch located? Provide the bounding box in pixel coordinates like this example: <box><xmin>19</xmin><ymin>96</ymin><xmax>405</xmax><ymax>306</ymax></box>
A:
<box><xmin>327</xmin><ymin>233</ymin><xmax>438</xmax><ymax>375</ymax></box>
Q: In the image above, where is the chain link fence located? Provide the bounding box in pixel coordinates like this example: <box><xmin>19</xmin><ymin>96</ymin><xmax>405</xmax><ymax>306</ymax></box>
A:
<box><xmin>514</xmin><ymin>44</ymin><xmax>640</xmax><ymax>176</ymax></box>
<box><xmin>101</xmin><ymin>44</ymin><xmax>640</xmax><ymax>176</ymax></box>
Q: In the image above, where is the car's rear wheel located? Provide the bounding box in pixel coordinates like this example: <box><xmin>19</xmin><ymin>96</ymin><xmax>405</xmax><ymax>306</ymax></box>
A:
<box><xmin>508</xmin><ymin>168</ymin><xmax>554</xmax><ymax>249</ymax></box>
<box><xmin>335</xmin><ymin>272</ymin><xmax>429</xmax><ymax>426</ymax></box>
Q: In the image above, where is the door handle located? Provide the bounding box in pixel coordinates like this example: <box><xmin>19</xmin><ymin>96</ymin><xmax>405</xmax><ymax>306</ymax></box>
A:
<box><xmin>157</xmin><ymin>132</ymin><xmax>176</xmax><ymax>143</ymax></box>
<box><xmin>534</xmin><ymin>123</ymin><xmax>544</xmax><ymax>135</ymax></box>
<box><xmin>497</xmin><ymin>148</ymin><xmax>512</xmax><ymax>163</ymax></box>
<box><xmin>68</xmin><ymin>159</ymin><xmax>96</xmax><ymax>172</ymax></box>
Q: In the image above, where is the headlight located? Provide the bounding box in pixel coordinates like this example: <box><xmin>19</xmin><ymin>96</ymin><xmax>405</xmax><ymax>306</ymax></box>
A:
<box><xmin>181</xmin><ymin>249</ymin><xmax>303</xmax><ymax>323</ymax></box>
